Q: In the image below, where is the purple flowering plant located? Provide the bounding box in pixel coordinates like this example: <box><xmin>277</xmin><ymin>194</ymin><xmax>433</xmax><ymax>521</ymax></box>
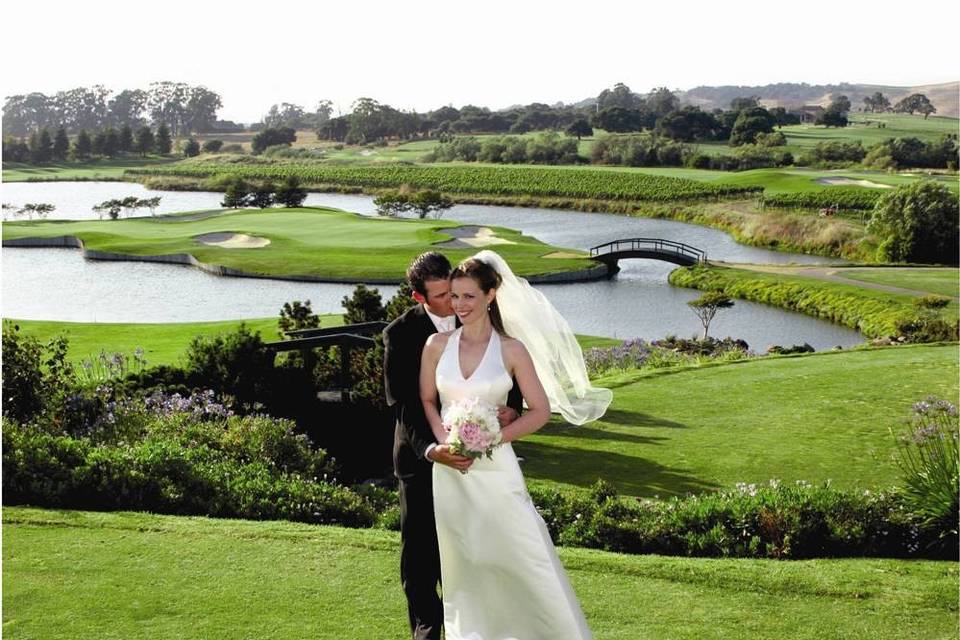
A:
<box><xmin>892</xmin><ymin>395</ymin><xmax>959</xmax><ymax>546</ymax></box>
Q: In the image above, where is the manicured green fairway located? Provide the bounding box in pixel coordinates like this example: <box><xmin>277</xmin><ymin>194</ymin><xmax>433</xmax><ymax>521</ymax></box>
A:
<box><xmin>6</xmin><ymin>317</ymin><xmax>618</xmax><ymax>368</ymax></box>
<box><xmin>4</xmin><ymin>507</ymin><xmax>956</xmax><ymax>640</ymax></box>
<box><xmin>517</xmin><ymin>344</ymin><xmax>959</xmax><ymax>497</ymax></box>
<box><xmin>5</xmin><ymin>316</ymin><xmax>340</xmax><ymax>367</ymax></box>
<box><xmin>2</xmin><ymin>207</ymin><xmax>593</xmax><ymax>280</ymax></box>
<box><xmin>2</xmin><ymin>156</ymin><xmax>177</xmax><ymax>182</ymax></box>
<box><xmin>834</xmin><ymin>267</ymin><xmax>959</xmax><ymax>299</ymax></box>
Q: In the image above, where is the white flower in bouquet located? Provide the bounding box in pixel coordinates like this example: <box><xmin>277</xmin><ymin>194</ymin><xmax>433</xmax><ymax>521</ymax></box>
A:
<box><xmin>442</xmin><ymin>397</ymin><xmax>502</xmax><ymax>460</ymax></box>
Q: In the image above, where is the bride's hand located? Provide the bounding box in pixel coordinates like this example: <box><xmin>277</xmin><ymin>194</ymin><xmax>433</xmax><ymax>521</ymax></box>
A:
<box><xmin>429</xmin><ymin>444</ymin><xmax>474</xmax><ymax>472</ymax></box>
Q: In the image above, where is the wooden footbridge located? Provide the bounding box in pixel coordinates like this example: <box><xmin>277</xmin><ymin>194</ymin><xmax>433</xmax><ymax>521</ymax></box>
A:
<box><xmin>590</xmin><ymin>238</ymin><xmax>708</xmax><ymax>273</ymax></box>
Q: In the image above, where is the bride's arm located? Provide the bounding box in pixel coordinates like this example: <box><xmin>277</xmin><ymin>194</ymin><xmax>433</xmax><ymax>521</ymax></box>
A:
<box><xmin>498</xmin><ymin>340</ymin><xmax>551</xmax><ymax>444</ymax></box>
<box><xmin>420</xmin><ymin>333</ymin><xmax>449</xmax><ymax>444</ymax></box>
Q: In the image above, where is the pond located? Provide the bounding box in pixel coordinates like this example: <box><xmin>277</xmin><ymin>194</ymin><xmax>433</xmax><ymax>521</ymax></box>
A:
<box><xmin>1</xmin><ymin>182</ymin><xmax>863</xmax><ymax>350</ymax></box>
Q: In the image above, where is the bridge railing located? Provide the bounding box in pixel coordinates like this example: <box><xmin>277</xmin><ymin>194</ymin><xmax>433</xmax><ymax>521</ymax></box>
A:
<box><xmin>589</xmin><ymin>238</ymin><xmax>707</xmax><ymax>264</ymax></box>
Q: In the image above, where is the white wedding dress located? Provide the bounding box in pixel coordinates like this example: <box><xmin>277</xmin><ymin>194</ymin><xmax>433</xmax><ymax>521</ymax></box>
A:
<box><xmin>432</xmin><ymin>328</ymin><xmax>592</xmax><ymax>640</ymax></box>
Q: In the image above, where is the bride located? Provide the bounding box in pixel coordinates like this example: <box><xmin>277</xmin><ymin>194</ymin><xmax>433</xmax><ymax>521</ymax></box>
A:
<box><xmin>419</xmin><ymin>251</ymin><xmax>611</xmax><ymax>640</ymax></box>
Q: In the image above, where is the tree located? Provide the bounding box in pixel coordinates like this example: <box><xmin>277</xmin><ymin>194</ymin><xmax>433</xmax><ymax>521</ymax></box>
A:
<box><xmin>274</xmin><ymin>176</ymin><xmax>307</xmax><ymax>207</ymax></box>
<box><xmin>30</xmin><ymin>128</ymin><xmax>53</xmax><ymax>163</ymax></box>
<box><xmin>249</xmin><ymin>182</ymin><xmax>276</xmax><ymax>209</ymax></box>
<box><xmin>385</xmin><ymin>282</ymin><xmax>416</xmax><ymax>321</ymax></box>
<box><xmin>592</xmin><ymin>107</ymin><xmax>645</xmax><ymax>133</ymax></box>
<box><xmin>863</xmin><ymin>92</ymin><xmax>890</xmax><ymax>113</ymax></box>
<box><xmin>729</xmin><ymin>107</ymin><xmax>775</xmax><ymax>146</ymax></box>
<box><xmin>134</xmin><ymin>127</ymin><xmax>155</xmax><ymax>156</ymax></box>
<box><xmin>221</xmin><ymin>178</ymin><xmax>250</xmax><ymax>208</ymax></box>
<box><xmin>155</xmin><ymin>123</ymin><xmax>172</xmax><ymax>154</ymax></box>
<box><xmin>72</xmin><ymin>129</ymin><xmax>92</xmax><ymax>159</ymax></box>
<box><xmin>52</xmin><ymin>127</ymin><xmax>69</xmax><ymax>160</ymax></box>
<box><xmin>656</xmin><ymin>107</ymin><xmax>720</xmax><ymax>142</ymax></box>
<box><xmin>830</xmin><ymin>95</ymin><xmax>852</xmax><ymax>114</ymax></box>
<box><xmin>646</xmin><ymin>87</ymin><xmax>680</xmax><ymax>119</ymax></box>
<box><xmin>894</xmin><ymin>93</ymin><xmax>936</xmax><ymax>119</ymax></box>
<box><xmin>768</xmin><ymin>107</ymin><xmax>801</xmax><ymax>127</ymax></box>
<box><xmin>102</xmin><ymin>127</ymin><xmax>120</xmax><ymax>157</ymax></box>
<box><xmin>596</xmin><ymin>83</ymin><xmax>642</xmax><ymax>110</ymax></box>
<box><xmin>565</xmin><ymin>119</ymin><xmax>593</xmax><ymax>140</ymax></box>
<box><xmin>408</xmin><ymin>190</ymin><xmax>453</xmax><ymax>219</ymax></box>
<box><xmin>183</xmin><ymin>137</ymin><xmax>201</xmax><ymax>157</ymax></box>
<box><xmin>342</xmin><ymin>285</ymin><xmax>386</xmax><ymax>324</ymax></box>
<box><xmin>816</xmin><ymin>107</ymin><xmax>848</xmax><ymax>128</ymax></box>
<box><xmin>251</xmin><ymin>127</ymin><xmax>296</xmax><ymax>154</ymax></box>
<box><xmin>119</xmin><ymin>125</ymin><xmax>134</xmax><ymax>152</ymax></box>
<box><xmin>17</xmin><ymin>203</ymin><xmax>55</xmax><ymax>219</ymax></box>
<box><xmin>687</xmin><ymin>291</ymin><xmax>735</xmax><ymax>340</ymax></box>
<box><xmin>729</xmin><ymin>96</ymin><xmax>760</xmax><ymax>112</ymax></box>
<box><xmin>108</xmin><ymin>89</ymin><xmax>147</xmax><ymax>129</ymax></box>
<box><xmin>374</xmin><ymin>191</ymin><xmax>411</xmax><ymax>217</ymax></box>
<box><xmin>867</xmin><ymin>181</ymin><xmax>958</xmax><ymax>264</ymax></box>
<box><xmin>278</xmin><ymin>299</ymin><xmax>321</xmax><ymax>337</ymax></box>
<box><xmin>201</xmin><ymin>139</ymin><xmax>223</xmax><ymax>153</ymax></box>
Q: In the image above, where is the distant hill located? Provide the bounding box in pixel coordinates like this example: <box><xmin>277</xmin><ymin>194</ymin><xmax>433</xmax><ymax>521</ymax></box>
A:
<box><xmin>570</xmin><ymin>82</ymin><xmax>959</xmax><ymax>118</ymax></box>
<box><xmin>680</xmin><ymin>82</ymin><xmax>959</xmax><ymax>118</ymax></box>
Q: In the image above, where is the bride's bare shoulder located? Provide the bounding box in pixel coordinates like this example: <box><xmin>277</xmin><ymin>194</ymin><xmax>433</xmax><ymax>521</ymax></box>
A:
<box><xmin>499</xmin><ymin>335</ymin><xmax>531</xmax><ymax>361</ymax></box>
<box><xmin>424</xmin><ymin>331</ymin><xmax>452</xmax><ymax>354</ymax></box>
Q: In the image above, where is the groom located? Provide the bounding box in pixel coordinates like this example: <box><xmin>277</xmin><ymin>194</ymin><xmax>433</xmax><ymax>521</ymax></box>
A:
<box><xmin>383</xmin><ymin>251</ymin><xmax>522</xmax><ymax>640</ymax></box>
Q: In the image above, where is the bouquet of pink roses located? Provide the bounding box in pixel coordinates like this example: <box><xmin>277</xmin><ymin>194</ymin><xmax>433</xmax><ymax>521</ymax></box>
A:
<box><xmin>442</xmin><ymin>396</ymin><xmax>502</xmax><ymax>461</ymax></box>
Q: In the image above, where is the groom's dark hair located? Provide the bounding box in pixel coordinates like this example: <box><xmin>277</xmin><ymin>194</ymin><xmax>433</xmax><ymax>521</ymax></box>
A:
<box><xmin>407</xmin><ymin>252</ymin><xmax>452</xmax><ymax>296</ymax></box>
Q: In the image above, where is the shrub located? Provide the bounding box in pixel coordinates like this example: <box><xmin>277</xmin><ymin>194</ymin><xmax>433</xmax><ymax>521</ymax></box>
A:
<box><xmin>2</xmin><ymin>408</ymin><xmax>372</xmax><ymax>527</ymax></box>
<box><xmin>868</xmin><ymin>180</ymin><xmax>959</xmax><ymax>264</ymax></box>
<box><xmin>1</xmin><ymin>322</ymin><xmax>73</xmax><ymax>424</ymax></box>
<box><xmin>891</xmin><ymin>397</ymin><xmax>959</xmax><ymax>554</ymax></box>
<box><xmin>184</xmin><ymin>324</ymin><xmax>276</xmax><ymax>410</ymax></box>
<box><xmin>529</xmin><ymin>479</ymin><xmax>932</xmax><ymax>559</ymax></box>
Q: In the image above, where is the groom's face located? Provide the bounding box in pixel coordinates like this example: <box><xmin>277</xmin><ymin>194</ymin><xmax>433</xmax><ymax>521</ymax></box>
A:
<box><xmin>418</xmin><ymin>277</ymin><xmax>453</xmax><ymax>317</ymax></box>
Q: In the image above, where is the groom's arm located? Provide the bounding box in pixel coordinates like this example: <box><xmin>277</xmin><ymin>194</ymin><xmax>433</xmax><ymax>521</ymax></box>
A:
<box><xmin>383</xmin><ymin>322</ymin><xmax>438</xmax><ymax>461</ymax></box>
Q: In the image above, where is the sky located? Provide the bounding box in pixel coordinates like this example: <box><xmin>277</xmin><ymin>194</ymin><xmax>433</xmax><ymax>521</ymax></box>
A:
<box><xmin>3</xmin><ymin>0</ymin><xmax>958</xmax><ymax>123</ymax></box>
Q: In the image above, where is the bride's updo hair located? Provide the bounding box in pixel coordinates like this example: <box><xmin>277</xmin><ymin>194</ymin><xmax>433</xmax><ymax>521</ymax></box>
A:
<box><xmin>450</xmin><ymin>257</ymin><xmax>507</xmax><ymax>335</ymax></box>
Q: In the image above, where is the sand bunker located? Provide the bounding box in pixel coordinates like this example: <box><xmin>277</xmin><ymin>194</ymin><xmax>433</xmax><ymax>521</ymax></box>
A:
<box><xmin>542</xmin><ymin>251</ymin><xmax>585</xmax><ymax>259</ymax></box>
<box><xmin>437</xmin><ymin>226</ymin><xmax>517</xmax><ymax>248</ymax></box>
<box><xmin>195</xmin><ymin>232</ymin><xmax>271</xmax><ymax>248</ymax></box>
<box><xmin>816</xmin><ymin>178</ymin><xmax>893</xmax><ymax>189</ymax></box>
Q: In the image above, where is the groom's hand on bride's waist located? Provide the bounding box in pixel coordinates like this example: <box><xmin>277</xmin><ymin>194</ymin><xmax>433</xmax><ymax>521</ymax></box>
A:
<box><xmin>428</xmin><ymin>444</ymin><xmax>474</xmax><ymax>472</ymax></box>
<box><xmin>497</xmin><ymin>406</ymin><xmax>519</xmax><ymax>428</ymax></box>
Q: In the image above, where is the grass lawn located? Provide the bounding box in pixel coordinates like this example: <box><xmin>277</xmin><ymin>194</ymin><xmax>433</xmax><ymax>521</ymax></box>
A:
<box><xmin>517</xmin><ymin>344</ymin><xmax>959</xmax><ymax>497</ymax></box>
<box><xmin>4</xmin><ymin>507</ymin><xmax>956</xmax><ymax>640</ymax></box>
<box><xmin>4</xmin><ymin>316</ymin><xmax>339</xmax><ymax>367</ymax></box>
<box><xmin>2</xmin><ymin>156</ymin><xmax>177</xmax><ymax>182</ymax></box>
<box><xmin>834</xmin><ymin>267</ymin><xmax>959</xmax><ymax>299</ymax></box>
<box><xmin>5</xmin><ymin>317</ymin><xmax>619</xmax><ymax>368</ymax></box>
<box><xmin>1</xmin><ymin>207</ymin><xmax>594</xmax><ymax>281</ymax></box>
<box><xmin>681</xmin><ymin>263</ymin><xmax>960</xmax><ymax>332</ymax></box>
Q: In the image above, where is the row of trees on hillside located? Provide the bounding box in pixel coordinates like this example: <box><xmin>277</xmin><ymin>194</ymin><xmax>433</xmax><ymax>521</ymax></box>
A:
<box><xmin>306</xmin><ymin>85</ymin><xmax>939</xmax><ymax>148</ymax></box>
<box><xmin>2</xmin><ymin>82</ymin><xmax>223</xmax><ymax>136</ymax></box>
<box><xmin>862</xmin><ymin>91</ymin><xmax>938</xmax><ymax>118</ymax></box>
<box><xmin>3</xmin><ymin>124</ymin><xmax>175</xmax><ymax>163</ymax></box>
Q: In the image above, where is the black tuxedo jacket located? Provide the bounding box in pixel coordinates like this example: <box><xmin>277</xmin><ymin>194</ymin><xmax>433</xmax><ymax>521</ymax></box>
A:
<box><xmin>383</xmin><ymin>304</ymin><xmax>523</xmax><ymax>480</ymax></box>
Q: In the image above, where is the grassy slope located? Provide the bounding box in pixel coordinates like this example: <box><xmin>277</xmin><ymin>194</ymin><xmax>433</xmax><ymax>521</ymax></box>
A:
<box><xmin>1</xmin><ymin>207</ymin><xmax>592</xmax><ymax>280</ymax></box>
<box><xmin>4</xmin><ymin>507</ymin><xmax>956</xmax><ymax>640</ymax></box>
<box><xmin>2</xmin><ymin>156</ymin><xmax>177</xmax><ymax>182</ymax></box>
<box><xmin>518</xmin><ymin>344</ymin><xmax>959</xmax><ymax>497</ymax></box>
<box><xmin>671</xmin><ymin>264</ymin><xmax>960</xmax><ymax>333</ymax></box>
<box><xmin>4</xmin><ymin>316</ymin><xmax>341</xmax><ymax>367</ymax></box>
<box><xmin>5</xmin><ymin>317</ymin><xmax>618</xmax><ymax>368</ymax></box>
<box><xmin>834</xmin><ymin>267</ymin><xmax>959</xmax><ymax>299</ymax></box>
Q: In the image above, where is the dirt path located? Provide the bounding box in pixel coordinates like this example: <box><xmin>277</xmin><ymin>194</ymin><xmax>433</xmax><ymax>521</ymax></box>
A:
<box><xmin>713</xmin><ymin>262</ymin><xmax>959</xmax><ymax>300</ymax></box>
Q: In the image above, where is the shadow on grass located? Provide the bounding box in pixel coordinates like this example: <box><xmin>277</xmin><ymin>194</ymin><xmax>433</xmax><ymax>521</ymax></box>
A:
<box><xmin>535</xmin><ymin>409</ymin><xmax>689</xmax><ymax>446</ymax></box>
<box><xmin>515</xmin><ymin>439</ymin><xmax>718</xmax><ymax>498</ymax></box>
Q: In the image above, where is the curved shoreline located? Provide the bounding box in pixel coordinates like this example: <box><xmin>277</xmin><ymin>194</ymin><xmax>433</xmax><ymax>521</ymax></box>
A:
<box><xmin>1</xmin><ymin>236</ymin><xmax>612</xmax><ymax>285</ymax></box>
